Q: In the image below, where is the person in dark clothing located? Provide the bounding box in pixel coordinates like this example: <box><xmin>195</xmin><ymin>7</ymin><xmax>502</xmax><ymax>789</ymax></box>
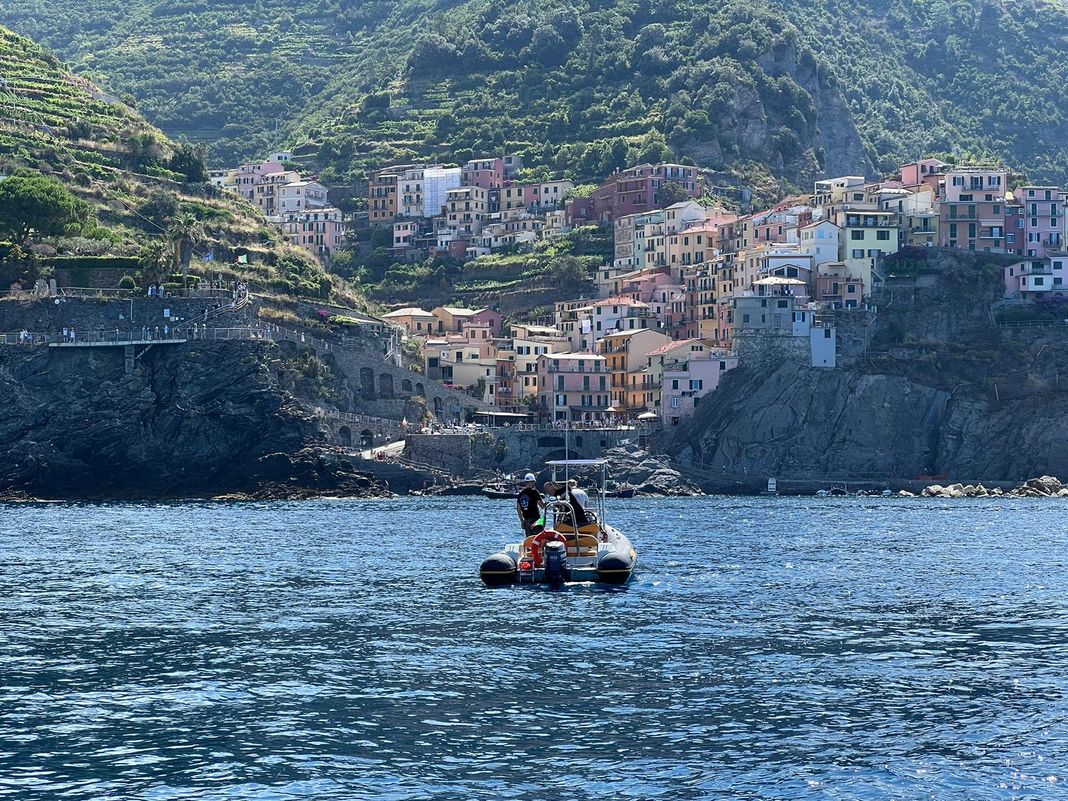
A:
<box><xmin>516</xmin><ymin>472</ymin><xmax>543</xmax><ymax>536</ymax></box>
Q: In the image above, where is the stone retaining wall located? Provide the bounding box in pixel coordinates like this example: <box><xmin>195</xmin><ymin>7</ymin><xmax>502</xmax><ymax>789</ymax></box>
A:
<box><xmin>0</xmin><ymin>296</ymin><xmax>256</xmax><ymax>334</ymax></box>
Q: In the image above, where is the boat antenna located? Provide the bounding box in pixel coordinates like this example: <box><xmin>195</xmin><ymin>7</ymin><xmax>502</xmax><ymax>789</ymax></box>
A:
<box><xmin>564</xmin><ymin>418</ymin><xmax>570</xmax><ymax>487</ymax></box>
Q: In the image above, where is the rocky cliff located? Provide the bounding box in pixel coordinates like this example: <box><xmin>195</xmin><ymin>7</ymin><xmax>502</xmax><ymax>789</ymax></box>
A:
<box><xmin>663</xmin><ymin>250</ymin><xmax>1068</xmax><ymax>490</ymax></box>
<box><xmin>0</xmin><ymin>340</ymin><xmax>383</xmax><ymax>500</ymax></box>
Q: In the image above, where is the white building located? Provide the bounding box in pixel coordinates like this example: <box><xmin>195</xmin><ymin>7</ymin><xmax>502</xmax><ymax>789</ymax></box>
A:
<box><xmin>278</xmin><ymin>180</ymin><xmax>329</xmax><ymax>215</ymax></box>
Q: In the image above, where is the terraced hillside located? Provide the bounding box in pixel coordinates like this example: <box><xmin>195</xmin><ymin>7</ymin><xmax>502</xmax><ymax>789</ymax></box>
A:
<box><xmin>0</xmin><ymin>26</ymin><xmax>364</xmax><ymax>307</ymax></box>
<box><xmin>3</xmin><ymin>0</ymin><xmax>1068</xmax><ymax>190</ymax></box>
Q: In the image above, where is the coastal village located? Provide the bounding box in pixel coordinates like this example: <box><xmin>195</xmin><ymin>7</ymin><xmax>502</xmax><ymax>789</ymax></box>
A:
<box><xmin>207</xmin><ymin>153</ymin><xmax>1068</xmax><ymax>427</ymax></box>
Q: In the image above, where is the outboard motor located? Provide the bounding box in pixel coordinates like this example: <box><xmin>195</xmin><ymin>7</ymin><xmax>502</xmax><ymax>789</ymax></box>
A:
<box><xmin>543</xmin><ymin>539</ymin><xmax>569</xmax><ymax>591</ymax></box>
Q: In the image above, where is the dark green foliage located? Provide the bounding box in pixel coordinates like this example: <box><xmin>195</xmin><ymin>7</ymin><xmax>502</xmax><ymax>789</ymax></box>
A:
<box><xmin>139</xmin><ymin>189</ymin><xmax>180</xmax><ymax>231</ymax></box>
<box><xmin>3</xmin><ymin>0</ymin><xmax>1067</xmax><ymax>186</ymax></box>
<box><xmin>0</xmin><ymin>174</ymin><xmax>92</xmax><ymax>242</ymax></box>
<box><xmin>44</xmin><ymin>255</ymin><xmax>140</xmax><ymax>271</ymax></box>
<box><xmin>656</xmin><ymin>182</ymin><xmax>691</xmax><ymax>207</ymax></box>
<box><xmin>168</xmin><ymin>143</ymin><xmax>208</xmax><ymax>183</ymax></box>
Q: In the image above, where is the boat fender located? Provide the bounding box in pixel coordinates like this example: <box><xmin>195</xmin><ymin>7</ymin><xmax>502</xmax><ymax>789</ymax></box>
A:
<box><xmin>530</xmin><ymin>529</ymin><xmax>567</xmax><ymax>567</ymax></box>
<box><xmin>479</xmin><ymin>552</ymin><xmax>517</xmax><ymax>587</ymax></box>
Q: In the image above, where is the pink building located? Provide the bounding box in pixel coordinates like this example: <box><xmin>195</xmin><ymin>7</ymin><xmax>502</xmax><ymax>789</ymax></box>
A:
<box><xmin>618</xmin><ymin>268</ymin><xmax>676</xmax><ymax>303</ymax></box>
<box><xmin>900</xmin><ymin>158</ymin><xmax>948</xmax><ymax>190</ymax></box>
<box><xmin>939</xmin><ymin>167</ymin><xmax>1009</xmax><ymax>252</ymax></box>
<box><xmin>281</xmin><ymin>208</ymin><xmax>345</xmax><ymax>262</ymax></box>
<box><xmin>662</xmin><ymin>352</ymin><xmax>738</xmax><ymax>425</ymax></box>
<box><xmin>468</xmin><ymin>308</ymin><xmax>503</xmax><ymax>336</ymax></box>
<box><xmin>536</xmin><ymin>353</ymin><xmax>611</xmax><ymax>423</ymax></box>
<box><xmin>591</xmin><ymin>163</ymin><xmax>702</xmax><ymax>222</ymax></box>
<box><xmin>1003</xmin><ymin>257</ymin><xmax>1068</xmax><ymax>299</ymax></box>
<box><xmin>462</xmin><ymin>158</ymin><xmax>505</xmax><ymax>190</ymax></box>
<box><xmin>1015</xmin><ymin>186</ymin><xmax>1064</xmax><ymax>259</ymax></box>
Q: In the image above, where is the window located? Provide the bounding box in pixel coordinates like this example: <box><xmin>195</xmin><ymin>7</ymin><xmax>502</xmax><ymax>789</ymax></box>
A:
<box><xmin>742</xmin><ymin>313</ymin><xmax>751</xmax><ymax>324</ymax></box>
<box><xmin>876</xmin><ymin>230</ymin><xmax>890</xmax><ymax>241</ymax></box>
<box><xmin>847</xmin><ymin>285</ymin><xmax>856</xmax><ymax>293</ymax></box>
<box><xmin>852</xmin><ymin>249</ymin><xmax>864</xmax><ymax>259</ymax></box>
<box><xmin>671</xmin><ymin>379</ymin><xmax>679</xmax><ymax>390</ymax></box>
<box><xmin>670</xmin><ymin>396</ymin><xmax>681</xmax><ymax>409</ymax></box>
<box><xmin>850</xmin><ymin>230</ymin><xmax>865</xmax><ymax>240</ymax></box>
<box><xmin>824</xmin><ymin>328</ymin><xmax>832</xmax><ymax>339</ymax></box>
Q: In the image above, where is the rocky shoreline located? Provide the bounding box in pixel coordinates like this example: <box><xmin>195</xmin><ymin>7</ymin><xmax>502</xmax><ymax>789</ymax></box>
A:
<box><xmin>914</xmin><ymin>475</ymin><xmax>1068</xmax><ymax>499</ymax></box>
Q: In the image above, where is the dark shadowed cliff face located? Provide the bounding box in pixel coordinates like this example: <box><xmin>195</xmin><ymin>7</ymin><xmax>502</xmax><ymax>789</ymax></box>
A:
<box><xmin>663</xmin><ymin>251</ymin><xmax>1068</xmax><ymax>489</ymax></box>
<box><xmin>0</xmin><ymin>341</ymin><xmax>377</xmax><ymax>499</ymax></box>
<box><xmin>667</xmin><ymin>361</ymin><xmax>1068</xmax><ymax>489</ymax></box>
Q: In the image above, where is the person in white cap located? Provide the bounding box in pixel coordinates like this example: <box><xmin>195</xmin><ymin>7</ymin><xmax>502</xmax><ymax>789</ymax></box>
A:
<box><xmin>516</xmin><ymin>472</ymin><xmax>543</xmax><ymax>535</ymax></box>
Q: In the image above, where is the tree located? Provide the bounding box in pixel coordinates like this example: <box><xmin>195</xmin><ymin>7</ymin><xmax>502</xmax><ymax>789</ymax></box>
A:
<box><xmin>167</xmin><ymin>143</ymin><xmax>208</xmax><ymax>183</ymax></box>
<box><xmin>656</xmin><ymin>181</ymin><xmax>691</xmax><ymax>207</ymax></box>
<box><xmin>166</xmin><ymin>212</ymin><xmax>205</xmax><ymax>287</ymax></box>
<box><xmin>127</xmin><ymin>133</ymin><xmax>165</xmax><ymax>172</ymax></box>
<box><xmin>549</xmin><ymin>255</ymin><xmax>589</xmax><ymax>287</ymax></box>
<box><xmin>139</xmin><ymin>189</ymin><xmax>180</xmax><ymax>231</ymax></box>
<box><xmin>0</xmin><ymin>175</ymin><xmax>91</xmax><ymax>243</ymax></box>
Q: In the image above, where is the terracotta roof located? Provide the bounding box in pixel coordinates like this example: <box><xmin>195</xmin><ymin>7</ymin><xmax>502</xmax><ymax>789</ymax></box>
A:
<box><xmin>590</xmin><ymin>296</ymin><xmax>650</xmax><ymax>308</ymax></box>
<box><xmin>647</xmin><ymin>339</ymin><xmax>701</xmax><ymax>356</ymax></box>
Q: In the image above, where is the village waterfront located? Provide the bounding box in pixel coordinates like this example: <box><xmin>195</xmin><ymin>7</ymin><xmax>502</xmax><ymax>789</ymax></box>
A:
<box><xmin>1</xmin><ymin>496</ymin><xmax>1066</xmax><ymax>800</ymax></box>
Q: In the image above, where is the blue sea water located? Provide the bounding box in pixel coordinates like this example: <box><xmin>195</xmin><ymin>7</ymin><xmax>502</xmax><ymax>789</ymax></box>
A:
<box><xmin>0</xmin><ymin>497</ymin><xmax>1066</xmax><ymax>800</ymax></box>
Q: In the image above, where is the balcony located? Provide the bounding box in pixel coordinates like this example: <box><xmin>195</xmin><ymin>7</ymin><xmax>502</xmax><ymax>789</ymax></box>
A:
<box><xmin>1018</xmin><ymin>263</ymin><xmax>1053</xmax><ymax>276</ymax></box>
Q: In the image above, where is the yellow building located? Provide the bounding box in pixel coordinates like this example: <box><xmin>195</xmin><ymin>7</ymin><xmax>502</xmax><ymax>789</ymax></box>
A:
<box><xmin>834</xmin><ymin>208</ymin><xmax>901</xmax><ymax>292</ymax></box>
<box><xmin>598</xmin><ymin>329</ymin><xmax>672</xmax><ymax>412</ymax></box>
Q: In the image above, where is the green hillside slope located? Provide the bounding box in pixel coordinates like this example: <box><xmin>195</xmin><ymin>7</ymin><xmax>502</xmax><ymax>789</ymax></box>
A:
<box><xmin>0</xmin><ymin>25</ymin><xmax>361</xmax><ymax>305</ymax></box>
<box><xmin>3</xmin><ymin>0</ymin><xmax>1067</xmax><ymax>186</ymax></box>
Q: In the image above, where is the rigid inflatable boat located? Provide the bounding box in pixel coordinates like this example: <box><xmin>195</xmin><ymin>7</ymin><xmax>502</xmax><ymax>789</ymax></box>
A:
<box><xmin>480</xmin><ymin>459</ymin><xmax>637</xmax><ymax>589</ymax></box>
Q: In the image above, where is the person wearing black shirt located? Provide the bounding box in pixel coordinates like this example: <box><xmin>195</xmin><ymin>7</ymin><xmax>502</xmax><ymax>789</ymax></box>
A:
<box><xmin>516</xmin><ymin>472</ymin><xmax>543</xmax><ymax>535</ymax></box>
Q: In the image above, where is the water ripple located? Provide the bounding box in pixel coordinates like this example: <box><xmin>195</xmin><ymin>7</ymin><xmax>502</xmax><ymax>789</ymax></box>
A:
<box><xmin>1</xmin><ymin>497</ymin><xmax>1067</xmax><ymax>799</ymax></box>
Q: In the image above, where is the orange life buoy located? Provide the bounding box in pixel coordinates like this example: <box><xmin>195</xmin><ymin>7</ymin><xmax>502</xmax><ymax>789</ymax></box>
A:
<box><xmin>530</xmin><ymin>529</ymin><xmax>567</xmax><ymax>567</ymax></box>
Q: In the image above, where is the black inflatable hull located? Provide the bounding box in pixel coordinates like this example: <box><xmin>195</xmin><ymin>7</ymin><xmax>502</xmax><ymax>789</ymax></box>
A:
<box><xmin>596</xmin><ymin>552</ymin><xmax>635</xmax><ymax>584</ymax></box>
<box><xmin>479</xmin><ymin>552</ymin><xmax>517</xmax><ymax>586</ymax></box>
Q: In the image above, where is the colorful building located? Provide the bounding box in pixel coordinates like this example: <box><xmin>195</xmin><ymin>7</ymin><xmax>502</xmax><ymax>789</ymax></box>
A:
<box><xmin>536</xmin><ymin>353</ymin><xmax>612</xmax><ymax>423</ymax></box>
<box><xmin>938</xmin><ymin>166</ymin><xmax>1009</xmax><ymax>252</ymax></box>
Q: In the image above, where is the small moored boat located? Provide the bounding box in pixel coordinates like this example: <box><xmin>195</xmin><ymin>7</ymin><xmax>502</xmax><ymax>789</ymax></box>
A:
<box><xmin>480</xmin><ymin>459</ymin><xmax>637</xmax><ymax>589</ymax></box>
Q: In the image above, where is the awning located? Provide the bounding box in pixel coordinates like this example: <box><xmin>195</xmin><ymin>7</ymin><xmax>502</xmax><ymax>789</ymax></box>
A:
<box><xmin>637</xmin><ymin>411</ymin><xmax>659</xmax><ymax>420</ymax></box>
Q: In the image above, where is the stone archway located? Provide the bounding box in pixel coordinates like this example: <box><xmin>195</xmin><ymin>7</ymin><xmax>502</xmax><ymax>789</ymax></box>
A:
<box><xmin>360</xmin><ymin>429</ymin><xmax>374</xmax><ymax>448</ymax></box>
<box><xmin>338</xmin><ymin>425</ymin><xmax>352</xmax><ymax>447</ymax></box>
<box><xmin>401</xmin><ymin>379</ymin><xmax>413</xmax><ymax>394</ymax></box>
<box><xmin>360</xmin><ymin>367</ymin><xmax>375</xmax><ymax>399</ymax></box>
<box><xmin>416</xmin><ymin>382</ymin><xmax>425</xmax><ymax>397</ymax></box>
<box><xmin>379</xmin><ymin>372</ymin><xmax>394</xmax><ymax>399</ymax></box>
<box><xmin>433</xmin><ymin>396</ymin><xmax>444</xmax><ymax>417</ymax></box>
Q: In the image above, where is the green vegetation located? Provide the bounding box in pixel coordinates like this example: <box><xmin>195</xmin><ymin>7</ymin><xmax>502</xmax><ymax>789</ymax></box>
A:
<box><xmin>3</xmin><ymin>0</ymin><xmax>1068</xmax><ymax>189</ymax></box>
<box><xmin>0</xmin><ymin>25</ymin><xmax>369</xmax><ymax>311</ymax></box>
<box><xmin>333</xmin><ymin>224</ymin><xmax>608</xmax><ymax>309</ymax></box>
<box><xmin>0</xmin><ymin>174</ymin><xmax>91</xmax><ymax>242</ymax></box>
